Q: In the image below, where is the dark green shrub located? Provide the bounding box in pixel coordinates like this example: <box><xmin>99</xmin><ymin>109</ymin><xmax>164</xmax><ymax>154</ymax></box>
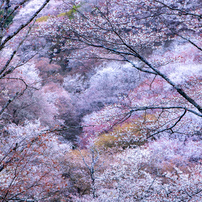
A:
<box><xmin>0</xmin><ymin>9</ymin><xmax>14</xmax><ymax>28</ymax></box>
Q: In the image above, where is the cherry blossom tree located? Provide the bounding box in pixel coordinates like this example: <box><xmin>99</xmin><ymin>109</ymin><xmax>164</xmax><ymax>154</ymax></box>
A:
<box><xmin>40</xmin><ymin>0</ymin><xmax>202</xmax><ymax>143</ymax></box>
<box><xmin>64</xmin><ymin>136</ymin><xmax>202</xmax><ymax>201</ymax></box>
<box><xmin>95</xmin><ymin>143</ymin><xmax>202</xmax><ymax>201</ymax></box>
<box><xmin>0</xmin><ymin>0</ymin><xmax>201</xmax><ymax>200</ymax></box>
<box><xmin>0</xmin><ymin>0</ymin><xmax>50</xmax><ymax>117</ymax></box>
<box><xmin>0</xmin><ymin>120</ymin><xmax>71</xmax><ymax>201</ymax></box>
<box><xmin>0</xmin><ymin>1</ymin><xmax>77</xmax><ymax>201</ymax></box>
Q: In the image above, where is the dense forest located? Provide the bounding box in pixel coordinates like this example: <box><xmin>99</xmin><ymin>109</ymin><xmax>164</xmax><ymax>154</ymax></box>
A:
<box><xmin>0</xmin><ymin>0</ymin><xmax>201</xmax><ymax>201</ymax></box>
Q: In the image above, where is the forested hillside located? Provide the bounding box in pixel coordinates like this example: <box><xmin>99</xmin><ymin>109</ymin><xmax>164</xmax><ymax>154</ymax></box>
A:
<box><xmin>0</xmin><ymin>0</ymin><xmax>201</xmax><ymax>201</ymax></box>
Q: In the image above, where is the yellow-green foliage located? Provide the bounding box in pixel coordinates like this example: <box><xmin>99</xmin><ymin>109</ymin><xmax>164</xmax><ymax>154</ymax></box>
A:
<box><xmin>67</xmin><ymin>149</ymin><xmax>88</xmax><ymax>161</ymax></box>
<box><xmin>0</xmin><ymin>9</ymin><xmax>14</xmax><ymax>28</ymax></box>
<box><xmin>95</xmin><ymin>134</ymin><xmax>118</xmax><ymax>150</ymax></box>
<box><xmin>57</xmin><ymin>5</ymin><xmax>81</xmax><ymax>19</ymax></box>
<box><xmin>63</xmin><ymin>149</ymin><xmax>91</xmax><ymax>195</ymax></box>
<box><xmin>36</xmin><ymin>5</ymin><xmax>81</xmax><ymax>23</ymax></box>
<box><xmin>95</xmin><ymin>115</ymin><xmax>159</xmax><ymax>150</ymax></box>
<box><xmin>114</xmin><ymin>122</ymin><xmax>147</xmax><ymax>148</ymax></box>
<box><xmin>114</xmin><ymin>122</ymin><xmax>143</xmax><ymax>136</ymax></box>
<box><xmin>142</xmin><ymin>113</ymin><xmax>158</xmax><ymax>123</ymax></box>
<box><xmin>63</xmin><ymin>148</ymin><xmax>107</xmax><ymax>195</ymax></box>
<box><xmin>36</xmin><ymin>15</ymin><xmax>50</xmax><ymax>22</ymax></box>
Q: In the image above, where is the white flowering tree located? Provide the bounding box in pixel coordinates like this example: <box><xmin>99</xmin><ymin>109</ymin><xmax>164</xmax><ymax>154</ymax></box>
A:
<box><xmin>0</xmin><ymin>0</ymin><xmax>50</xmax><ymax>117</ymax></box>
<box><xmin>73</xmin><ymin>137</ymin><xmax>202</xmax><ymax>201</ymax></box>
<box><xmin>0</xmin><ymin>1</ymin><xmax>76</xmax><ymax>201</ymax></box>
<box><xmin>41</xmin><ymin>0</ymin><xmax>201</xmax><ymax>139</ymax></box>
<box><xmin>0</xmin><ymin>120</ymin><xmax>72</xmax><ymax>201</ymax></box>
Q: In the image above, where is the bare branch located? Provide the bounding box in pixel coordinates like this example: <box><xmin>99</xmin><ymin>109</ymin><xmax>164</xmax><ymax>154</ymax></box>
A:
<box><xmin>0</xmin><ymin>19</ymin><xmax>35</xmax><ymax>78</ymax></box>
<box><xmin>72</xmin><ymin>7</ymin><xmax>202</xmax><ymax>113</ymax></box>
<box><xmin>176</xmin><ymin>33</ymin><xmax>202</xmax><ymax>52</ymax></box>
<box><xmin>155</xmin><ymin>0</ymin><xmax>202</xmax><ymax>19</ymax></box>
<box><xmin>0</xmin><ymin>0</ymin><xmax>50</xmax><ymax>51</ymax></box>
<box><xmin>147</xmin><ymin>109</ymin><xmax>187</xmax><ymax>139</ymax></box>
<box><xmin>0</xmin><ymin>92</ymin><xmax>19</xmax><ymax>116</ymax></box>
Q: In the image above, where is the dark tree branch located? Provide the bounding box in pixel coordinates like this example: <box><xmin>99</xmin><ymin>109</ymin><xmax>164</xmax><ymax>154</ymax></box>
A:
<box><xmin>0</xmin><ymin>77</ymin><xmax>28</xmax><ymax>116</ymax></box>
<box><xmin>147</xmin><ymin>109</ymin><xmax>187</xmax><ymax>139</ymax></box>
<box><xmin>155</xmin><ymin>0</ymin><xmax>202</xmax><ymax>19</ymax></box>
<box><xmin>175</xmin><ymin>33</ymin><xmax>202</xmax><ymax>52</ymax></box>
<box><xmin>4</xmin><ymin>0</ymin><xmax>29</xmax><ymax>26</ymax></box>
<box><xmin>0</xmin><ymin>92</ymin><xmax>19</xmax><ymax>116</ymax></box>
<box><xmin>130</xmin><ymin>106</ymin><xmax>201</xmax><ymax>117</ymax></box>
<box><xmin>0</xmin><ymin>0</ymin><xmax>50</xmax><ymax>51</ymax></box>
<box><xmin>0</xmin><ymin>19</ymin><xmax>35</xmax><ymax>78</ymax></box>
<box><xmin>73</xmin><ymin>8</ymin><xmax>202</xmax><ymax>113</ymax></box>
